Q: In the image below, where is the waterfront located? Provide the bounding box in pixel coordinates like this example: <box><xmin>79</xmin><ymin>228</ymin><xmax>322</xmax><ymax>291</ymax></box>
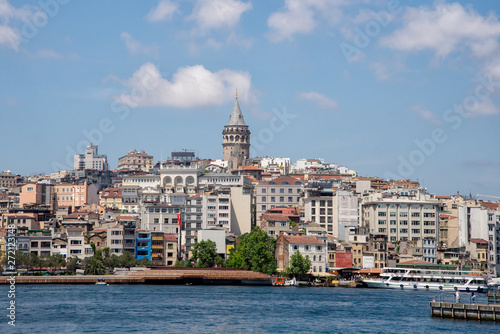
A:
<box><xmin>1</xmin><ymin>285</ymin><xmax>499</xmax><ymax>333</ymax></box>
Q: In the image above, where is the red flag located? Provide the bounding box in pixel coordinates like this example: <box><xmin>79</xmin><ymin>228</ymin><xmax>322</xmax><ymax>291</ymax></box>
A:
<box><xmin>177</xmin><ymin>213</ymin><xmax>182</xmax><ymax>227</ymax></box>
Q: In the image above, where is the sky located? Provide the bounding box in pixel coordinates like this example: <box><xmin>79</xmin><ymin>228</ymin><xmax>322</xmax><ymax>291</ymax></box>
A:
<box><xmin>0</xmin><ymin>0</ymin><xmax>499</xmax><ymax>198</ymax></box>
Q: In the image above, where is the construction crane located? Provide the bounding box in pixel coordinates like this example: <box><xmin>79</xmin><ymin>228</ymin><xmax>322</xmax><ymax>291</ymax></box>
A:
<box><xmin>476</xmin><ymin>194</ymin><xmax>500</xmax><ymax>200</ymax></box>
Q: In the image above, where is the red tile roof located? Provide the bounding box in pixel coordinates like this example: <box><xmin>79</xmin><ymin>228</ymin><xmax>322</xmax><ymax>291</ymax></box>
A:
<box><xmin>436</xmin><ymin>195</ymin><xmax>452</xmax><ymax>200</ymax></box>
<box><xmin>164</xmin><ymin>234</ymin><xmax>177</xmax><ymax>242</ymax></box>
<box><xmin>280</xmin><ymin>235</ymin><xmax>324</xmax><ymax>245</ymax></box>
<box><xmin>470</xmin><ymin>238</ymin><xmax>488</xmax><ymax>244</ymax></box>
<box><xmin>480</xmin><ymin>201</ymin><xmax>499</xmax><ymax>210</ymax></box>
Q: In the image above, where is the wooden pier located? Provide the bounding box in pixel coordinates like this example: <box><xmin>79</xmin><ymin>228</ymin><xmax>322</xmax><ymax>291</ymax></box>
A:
<box><xmin>430</xmin><ymin>301</ymin><xmax>500</xmax><ymax>321</ymax></box>
<box><xmin>0</xmin><ymin>268</ymin><xmax>272</xmax><ymax>285</ymax></box>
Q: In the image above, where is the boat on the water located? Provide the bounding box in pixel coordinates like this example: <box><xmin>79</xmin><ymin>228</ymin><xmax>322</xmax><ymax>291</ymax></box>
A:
<box><xmin>362</xmin><ymin>267</ymin><xmax>488</xmax><ymax>293</ymax></box>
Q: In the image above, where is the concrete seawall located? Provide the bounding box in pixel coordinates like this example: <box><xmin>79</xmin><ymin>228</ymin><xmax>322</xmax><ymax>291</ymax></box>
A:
<box><xmin>0</xmin><ymin>268</ymin><xmax>272</xmax><ymax>285</ymax></box>
<box><xmin>430</xmin><ymin>301</ymin><xmax>500</xmax><ymax>321</ymax></box>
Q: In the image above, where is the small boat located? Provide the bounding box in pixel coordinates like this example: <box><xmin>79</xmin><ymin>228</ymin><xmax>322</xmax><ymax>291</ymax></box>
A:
<box><xmin>363</xmin><ymin>267</ymin><xmax>488</xmax><ymax>293</ymax></box>
<box><xmin>95</xmin><ymin>278</ymin><xmax>109</xmax><ymax>286</ymax></box>
<box><xmin>284</xmin><ymin>277</ymin><xmax>299</xmax><ymax>287</ymax></box>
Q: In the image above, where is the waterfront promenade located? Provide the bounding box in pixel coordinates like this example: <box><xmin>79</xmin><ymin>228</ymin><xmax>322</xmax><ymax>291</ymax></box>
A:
<box><xmin>0</xmin><ymin>268</ymin><xmax>272</xmax><ymax>285</ymax></box>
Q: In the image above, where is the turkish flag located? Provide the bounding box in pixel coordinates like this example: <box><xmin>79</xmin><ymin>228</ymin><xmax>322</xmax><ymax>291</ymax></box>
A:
<box><xmin>177</xmin><ymin>213</ymin><xmax>182</xmax><ymax>227</ymax></box>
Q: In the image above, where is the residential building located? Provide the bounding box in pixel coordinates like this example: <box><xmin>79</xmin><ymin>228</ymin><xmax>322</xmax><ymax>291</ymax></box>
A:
<box><xmin>136</xmin><ymin>231</ymin><xmax>152</xmax><ymax>261</ymax></box>
<box><xmin>73</xmin><ymin>142</ymin><xmax>108</xmax><ymax>171</ymax></box>
<box><xmin>107</xmin><ymin>225</ymin><xmax>125</xmax><ymax>256</ymax></box>
<box><xmin>100</xmin><ymin>187</ymin><xmax>122</xmax><ymax>210</ymax></box>
<box><xmin>151</xmin><ymin>231</ymin><xmax>166</xmax><ymax>266</ymax></box>
<box><xmin>29</xmin><ymin>231</ymin><xmax>52</xmax><ymax>256</ymax></box>
<box><xmin>117</xmin><ymin>149</ymin><xmax>154</xmax><ymax>172</ymax></box>
<box><xmin>53</xmin><ymin>182</ymin><xmax>99</xmax><ymax>211</ymax></box>
<box><xmin>275</xmin><ymin>235</ymin><xmax>327</xmax><ymax>273</ymax></box>
<box><xmin>19</xmin><ymin>183</ymin><xmax>52</xmax><ymax>208</ymax></box>
<box><xmin>0</xmin><ymin>171</ymin><xmax>17</xmax><ymax>188</ymax></box>
<box><xmin>255</xmin><ymin>176</ymin><xmax>303</xmax><ymax>222</ymax></box>
<box><xmin>260</xmin><ymin>207</ymin><xmax>300</xmax><ymax>238</ymax></box>
<box><xmin>67</xmin><ymin>227</ymin><xmax>91</xmax><ymax>260</ymax></box>
<box><xmin>360</xmin><ymin>189</ymin><xmax>440</xmax><ymax>243</ymax></box>
<box><xmin>164</xmin><ymin>234</ymin><xmax>178</xmax><ymax>266</ymax></box>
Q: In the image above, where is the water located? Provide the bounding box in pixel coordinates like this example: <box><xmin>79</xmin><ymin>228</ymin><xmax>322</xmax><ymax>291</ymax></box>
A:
<box><xmin>1</xmin><ymin>284</ymin><xmax>498</xmax><ymax>333</ymax></box>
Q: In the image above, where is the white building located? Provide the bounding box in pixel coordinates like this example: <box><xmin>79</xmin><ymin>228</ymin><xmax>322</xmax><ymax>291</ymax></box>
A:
<box><xmin>73</xmin><ymin>142</ymin><xmax>108</xmax><ymax>171</ymax></box>
<box><xmin>360</xmin><ymin>189</ymin><xmax>440</xmax><ymax>243</ymax></box>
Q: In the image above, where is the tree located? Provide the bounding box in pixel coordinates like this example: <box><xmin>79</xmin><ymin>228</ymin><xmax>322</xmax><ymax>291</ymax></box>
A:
<box><xmin>225</xmin><ymin>227</ymin><xmax>277</xmax><ymax>274</ymax></box>
<box><xmin>136</xmin><ymin>258</ymin><xmax>152</xmax><ymax>267</ymax></box>
<box><xmin>85</xmin><ymin>256</ymin><xmax>106</xmax><ymax>275</ymax></box>
<box><xmin>66</xmin><ymin>256</ymin><xmax>79</xmax><ymax>274</ymax></box>
<box><xmin>118</xmin><ymin>251</ymin><xmax>136</xmax><ymax>269</ymax></box>
<box><xmin>289</xmin><ymin>220</ymin><xmax>297</xmax><ymax>228</ymax></box>
<box><xmin>190</xmin><ymin>239</ymin><xmax>222</xmax><ymax>268</ymax></box>
<box><xmin>285</xmin><ymin>250</ymin><xmax>311</xmax><ymax>277</ymax></box>
<box><xmin>104</xmin><ymin>254</ymin><xmax>120</xmax><ymax>271</ymax></box>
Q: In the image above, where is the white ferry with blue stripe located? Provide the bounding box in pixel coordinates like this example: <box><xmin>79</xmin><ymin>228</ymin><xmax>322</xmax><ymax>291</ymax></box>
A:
<box><xmin>363</xmin><ymin>268</ymin><xmax>488</xmax><ymax>292</ymax></box>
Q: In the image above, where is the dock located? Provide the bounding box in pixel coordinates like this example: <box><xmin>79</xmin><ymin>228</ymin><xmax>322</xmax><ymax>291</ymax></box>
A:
<box><xmin>429</xmin><ymin>301</ymin><xmax>500</xmax><ymax>321</ymax></box>
<box><xmin>0</xmin><ymin>268</ymin><xmax>272</xmax><ymax>285</ymax></box>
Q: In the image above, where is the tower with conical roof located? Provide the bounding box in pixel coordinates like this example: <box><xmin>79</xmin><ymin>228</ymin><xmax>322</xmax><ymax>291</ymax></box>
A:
<box><xmin>222</xmin><ymin>92</ymin><xmax>250</xmax><ymax>171</ymax></box>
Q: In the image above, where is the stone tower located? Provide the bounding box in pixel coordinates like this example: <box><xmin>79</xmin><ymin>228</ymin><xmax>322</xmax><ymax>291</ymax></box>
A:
<box><xmin>222</xmin><ymin>93</ymin><xmax>250</xmax><ymax>171</ymax></box>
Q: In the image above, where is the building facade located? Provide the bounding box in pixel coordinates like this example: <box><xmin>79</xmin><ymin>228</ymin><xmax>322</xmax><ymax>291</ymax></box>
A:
<box><xmin>117</xmin><ymin>149</ymin><xmax>154</xmax><ymax>172</ymax></box>
<box><xmin>73</xmin><ymin>142</ymin><xmax>108</xmax><ymax>171</ymax></box>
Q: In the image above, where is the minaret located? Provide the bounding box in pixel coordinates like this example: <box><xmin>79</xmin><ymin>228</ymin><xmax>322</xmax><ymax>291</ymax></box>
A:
<box><xmin>222</xmin><ymin>91</ymin><xmax>251</xmax><ymax>171</ymax></box>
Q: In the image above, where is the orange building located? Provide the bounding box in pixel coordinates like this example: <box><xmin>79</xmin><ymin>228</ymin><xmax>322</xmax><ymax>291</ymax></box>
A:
<box><xmin>53</xmin><ymin>182</ymin><xmax>99</xmax><ymax>211</ymax></box>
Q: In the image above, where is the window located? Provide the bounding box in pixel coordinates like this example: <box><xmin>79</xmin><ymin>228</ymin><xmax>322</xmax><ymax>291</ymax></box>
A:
<box><xmin>261</xmin><ymin>205</ymin><xmax>266</xmax><ymax>211</ymax></box>
<box><xmin>271</xmin><ymin>197</ymin><xmax>275</xmax><ymax>202</ymax></box>
<box><xmin>271</xmin><ymin>188</ymin><xmax>276</xmax><ymax>193</ymax></box>
<box><xmin>279</xmin><ymin>197</ymin><xmax>284</xmax><ymax>202</ymax></box>
<box><xmin>262</xmin><ymin>196</ymin><xmax>266</xmax><ymax>202</ymax></box>
<box><xmin>400</xmin><ymin>212</ymin><xmax>408</xmax><ymax>217</ymax></box>
<box><xmin>288</xmin><ymin>197</ymin><xmax>293</xmax><ymax>202</ymax></box>
<box><xmin>280</xmin><ymin>188</ymin><xmax>284</xmax><ymax>193</ymax></box>
<box><xmin>378</xmin><ymin>212</ymin><xmax>387</xmax><ymax>217</ymax></box>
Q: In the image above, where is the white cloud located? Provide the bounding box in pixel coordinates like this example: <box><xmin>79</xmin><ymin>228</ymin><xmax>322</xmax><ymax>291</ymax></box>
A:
<box><xmin>381</xmin><ymin>3</ymin><xmax>500</xmax><ymax>58</ymax></box>
<box><xmin>0</xmin><ymin>0</ymin><xmax>37</xmax><ymax>50</ymax></box>
<box><xmin>114</xmin><ymin>63</ymin><xmax>256</xmax><ymax>109</ymax></box>
<box><xmin>147</xmin><ymin>0</ymin><xmax>178</xmax><ymax>22</ymax></box>
<box><xmin>411</xmin><ymin>105</ymin><xmax>442</xmax><ymax>126</ymax></box>
<box><xmin>120</xmin><ymin>32</ymin><xmax>159</xmax><ymax>57</ymax></box>
<box><xmin>190</xmin><ymin>0</ymin><xmax>252</xmax><ymax>32</ymax></box>
<box><xmin>465</xmin><ymin>99</ymin><xmax>500</xmax><ymax>117</ymax></box>
<box><xmin>36</xmin><ymin>49</ymin><xmax>62</xmax><ymax>59</ymax></box>
<box><xmin>267</xmin><ymin>0</ymin><xmax>345</xmax><ymax>42</ymax></box>
<box><xmin>297</xmin><ymin>91</ymin><xmax>338</xmax><ymax>112</ymax></box>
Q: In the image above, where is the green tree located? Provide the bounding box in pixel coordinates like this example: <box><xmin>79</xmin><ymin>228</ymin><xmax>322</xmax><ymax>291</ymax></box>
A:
<box><xmin>104</xmin><ymin>254</ymin><xmax>120</xmax><ymax>271</ymax></box>
<box><xmin>118</xmin><ymin>251</ymin><xmax>136</xmax><ymax>269</ymax></box>
<box><xmin>285</xmin><ymin>250</ymin><xmax>311</xmax><ymax>277</ymax></box>
<box><xmin>136</xmin><ymin>258</ymin><xmax>152</xmax><ymax>267</ymax></box>
<box><xmin>225</xmin><ymin>227</ymin><xmax>277</xmax><ymax>274</ymax></box>
<box><xmin>289</xmin><ymin>220</ymin><xmax>297</xmax><ymax>228</ymax></box>
<box><xmin>174</xmin><ymin>259</ymin><xmax>187</xmax><ymax>267</ymax></box>
<box><xmin>191</xmin><ymin>239</ymin><xmax>222</xmax><ymax>268</ymax></box>
<box><xmin>66</xmin><ymin>256</ymin><xmax>79</xmax><ymax>274</ymax></box>
<box><xmin>85</xmin><ymin>256</ymin><xmax>106</xmax><ymax>275</ymax></box>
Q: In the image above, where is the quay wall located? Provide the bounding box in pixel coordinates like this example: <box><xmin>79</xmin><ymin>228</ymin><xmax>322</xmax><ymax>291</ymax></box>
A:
<box><xmin>0</xmin><ymin>268</ymin><xmax>272</xmax><ymax>285</ymax></box>
<box><xmin>430</xmin><ymin>301</ymin><xmax>500</xmax><ymax>321</ymax></box>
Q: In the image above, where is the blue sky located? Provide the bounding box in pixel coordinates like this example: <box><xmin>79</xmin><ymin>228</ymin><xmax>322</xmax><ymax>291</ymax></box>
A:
<box><xmin>1</xmin><ymin>0</ymin><xmax>499</xmax><ymax>197</ymax></box>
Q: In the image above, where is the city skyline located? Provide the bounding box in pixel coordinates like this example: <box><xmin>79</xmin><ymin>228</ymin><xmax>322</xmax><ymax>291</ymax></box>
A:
<box><xmin>1</xmin><ymin>0</ymin><xmax>499</xmax><ymax>197</ymax></box>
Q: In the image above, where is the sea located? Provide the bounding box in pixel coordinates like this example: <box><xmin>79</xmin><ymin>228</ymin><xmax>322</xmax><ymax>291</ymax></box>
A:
<box><xmin>1</xmin><ymin>284</ymin><xmax>498</xmax><ymax>333</ymax></box>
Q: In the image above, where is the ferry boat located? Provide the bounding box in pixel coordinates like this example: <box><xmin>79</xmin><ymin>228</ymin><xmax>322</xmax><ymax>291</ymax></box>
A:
<box><xmin>362</xmin><ymin>268</ymin><xmax>488</xmax><ymax>293</ymax></box>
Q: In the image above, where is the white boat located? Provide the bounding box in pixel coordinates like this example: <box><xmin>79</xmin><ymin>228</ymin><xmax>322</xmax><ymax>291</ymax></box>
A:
<box><xmin>284</xmin><ymin>278</ymin><xmax>299</xmax><ymax>287</ymax></box>
<box><xmin>363</xmin><ymin>267</ymin><xmax>488</xmax><ymax>293</ymax></box>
